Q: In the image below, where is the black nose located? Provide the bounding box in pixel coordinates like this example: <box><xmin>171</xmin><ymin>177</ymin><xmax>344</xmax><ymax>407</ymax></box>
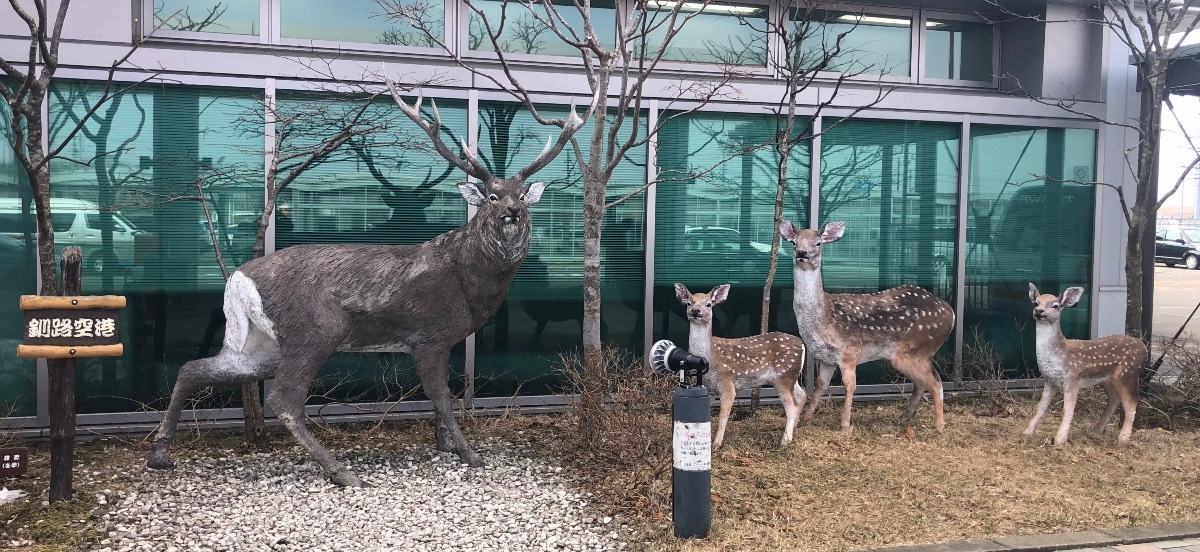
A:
<box><xmin>795</xmin><ymin>251</ymin><xmax>808</xmax><ymax>259</ymax></box>
<box><xmin>507</xmin><ymin>206</ymin><xmax>521</xmax><ymax>217</ymax></box>
<box><xmin>1034</xmin><ymin>308</ymin><xmax>1044</xmax><ymax>316</ymax></box>
<box><xmin>689</xmin><ymin>308</ymin><xmax>700</xmax><ymax>318</ymax></box>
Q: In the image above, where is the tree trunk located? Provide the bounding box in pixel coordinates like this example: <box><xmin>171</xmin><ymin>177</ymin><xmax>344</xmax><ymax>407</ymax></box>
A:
<box><xmin>579</xmin><ymin>171</ymin><xmax>606</xmax><ymax>437</ymax></box>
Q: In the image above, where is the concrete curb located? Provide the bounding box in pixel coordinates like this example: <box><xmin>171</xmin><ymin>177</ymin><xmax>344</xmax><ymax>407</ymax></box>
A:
<box><xmin>867</xmin><ymin>522</ymin><xmax>1200</xmax><ymax>552</ymax></box>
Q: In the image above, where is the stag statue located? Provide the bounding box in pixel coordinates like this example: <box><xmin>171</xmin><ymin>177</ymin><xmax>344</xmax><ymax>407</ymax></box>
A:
<box><xmin>146</xmin><ymin>79</ymin><xmax>588</xmax><ymax>487</ymax></box>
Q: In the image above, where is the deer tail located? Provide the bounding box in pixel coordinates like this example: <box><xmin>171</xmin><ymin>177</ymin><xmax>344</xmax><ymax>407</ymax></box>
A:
<box><xmin>223</xmin><ymin>272</ymin><xmax>277</xmax><ymax>353</ymax></box>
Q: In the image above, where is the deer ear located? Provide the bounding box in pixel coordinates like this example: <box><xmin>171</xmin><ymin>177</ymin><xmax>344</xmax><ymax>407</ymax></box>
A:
<box><xmin>1028</xmin><ymin>283</ymin><xmax>1040</xmax><ymax>304</ymax></box>
<box><xmin>521</xmin><ymin>181</ymin><xmax>545</xmax><ymax>205</ymax></box>
<box><xmin>780</xmin><ymin>220</ymin><xmax>798</xmax><ymax>242</ymax></box>
<box><xmin>674</xmin><ymin>283</ymin><xmax>692</xmax><ymax>305</ymax></box>
<box><xmin>820</xmin><ymin>221</ymin><xmax>845</xmax><ymax>243</ymax></box>
<box><xmin>709</xmin><ymin>284</ymin><xmax>731</xmax><ymax>305</ymax></box>
<box><xmin>1061</xmin><ymin>286</ymin><xmax>1084</xmax><ymax>308</ymax></box>
<box><xmin>458</xmin><ymin>182</ymin><xmax>486</xmax><ymax>206</ymax></box>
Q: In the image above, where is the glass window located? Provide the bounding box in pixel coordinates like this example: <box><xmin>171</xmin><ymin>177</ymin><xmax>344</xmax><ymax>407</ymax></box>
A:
<box><xmin>965</xmin><ymin>126</ymin><xmax>1096</xmax><ymax>378</ymax></box>
<box><xmin>925</xmin><ymin>18</ymin><xmax>993</xmax><ymax>81</ymax></box>
<box><xmin>799</xmin><ymin>10</ymin><xmax>911</xmax><ymax>76</ymax></box>
<box><xmin>0</xmin><ymin>80</ymin><xmax>36</xmax><ymax>417</ymax></box>
<box><xmin>49</xmin><ymin>81</ymin><xmax>264</xmax><ymax>413</ymax></box>
<box><xmin>641</xmin><ymin>1</ymin><xmax>767</xmax><ymax>65</ymax></box>
<box><xmin>51</xmin><ymin>212</ymin><xmax>76</xmax><ymax>232</ymax></box>
<box><xmin>1164</xmin><ymin>229</ymin><xmax>1182</xmax><ymax>242</ymax></box>
<box><xmin>819</xmin><ymin>118</ymin><xmax>960</xmax><ymax>384</ymax></box>
<box><xmin>152</xmin><ymin>0</ymin><xmax>261</xmax><ymax>35</ymax></box>
<box><xmin>473</xmin><ymin>101</ymin><xmax>647</xmax><ymax>397</ymax></box>
<box><xmin>281</xmin><ymin>0</ymin><xmax>444</xmax><ymax>47</ymax></box>
<box><xmin>469</xmin><ymin>0</ymin><xmax>615</xmax><ymax>56</ymax></box>
<box><xmin>274</xmin><ymin>92</ymin><xmax>470</xmax><ymax>403</ymax></box>
<box><xmin>655</xmin><ymin>111</ymin><xmax>810</xmax><ymax>348</ymax></box>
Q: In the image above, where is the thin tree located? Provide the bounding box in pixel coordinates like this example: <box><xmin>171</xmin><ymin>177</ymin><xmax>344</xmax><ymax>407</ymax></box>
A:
<box><xmin>987</xmin><ymin>1</ymin><xmax>1200</xmax><ymax>346</ymax></box>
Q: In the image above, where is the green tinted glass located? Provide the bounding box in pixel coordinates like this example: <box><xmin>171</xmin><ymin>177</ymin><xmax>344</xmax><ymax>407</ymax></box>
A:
<box><xmin>473</xmin><ymin>102</ymin><xmax>647</xmax><ymax>397</ymax></box>
<box><xmin>965</xmin><ymin>126</ymin><xmax>1095</xmax><ymax>378</ymax></box>
<box><xmin>274</xmin><ymin>93</ymin><xmax>470</xmax><ymax>403</ymax></box>
<box><xmin>641</xmin><ymin>1</ymin><xmax>767</xmax><ymax>65</ymax></box>
<box><xmin>48</xmin><ymin>81</ymin><xmax>264</xmax><ymax>413</ymax></box>
<box><xmin>925</xmin><ymin>19</ymin><xmax>993</xmax><ymax>81</ymax></box>
<box><xmin>799</xmin><ymin>10</ymin><xmax>911</xmax><ymax>76</ymax></box>
<box><xmin>0</xmin><ymin>80</ymin><xmax>36</xmax><ymax>417</ymax></box>
<box><xmin>469</xmin><ymin>0</ymin><xmax>615</xmax><ymax>56</ymax></box>
<box><xmin>655</xmin><ymin>111</ymin><xmax>810</xmax><ymax>348</ymax></box>
<box><xmin>153</xmin><ymin>0</ymin><xmax>261</xmax><ymax>35</ymax></box>
<box><xmin>818</xmin><ymin>118</ymin><xmax>960</xmax><ymax>383</ymax></box>
<box><xmin>282</xmin><ymin>0</ymin><xmax>444</xmax><ymax>47</ymax></box>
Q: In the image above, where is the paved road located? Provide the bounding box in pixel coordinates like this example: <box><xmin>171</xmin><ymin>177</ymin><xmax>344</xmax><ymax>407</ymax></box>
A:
<box><xmin>1153</xmin><ymin>264</ymin><xmax>1200</xmax><ymax>340</ymax></box>
<box><xmin>1064</xmin><ymin>537</ymin><xmax>1200</xmax><ymax>551</ymax></box>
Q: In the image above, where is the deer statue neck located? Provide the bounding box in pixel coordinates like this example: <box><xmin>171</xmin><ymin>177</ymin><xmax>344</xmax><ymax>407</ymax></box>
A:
<box><xmin>792</xmin><ymin>264</ymin><xmax>829</xmax><ymax>328</ymax></box>
<box><xmin>688</xmin><ymin>317</ymin><xmax>714</xmax><ymax>362</ymax></box>
<box><xmin>1035</xmin><ymin>318</ymin><xmax>1068</xmax><ymax>361</ymax></box>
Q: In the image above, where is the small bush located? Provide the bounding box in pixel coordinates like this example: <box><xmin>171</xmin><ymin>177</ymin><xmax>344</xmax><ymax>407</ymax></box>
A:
<box><xmin>557</xmin><ymin>347</ymin><xmax>676</xmax><ymax>518</ymax></box>
<box><xmin>1141</xmin><ymin>338</ymin><xmax>1200</xmax><ymax>430</ymax></box>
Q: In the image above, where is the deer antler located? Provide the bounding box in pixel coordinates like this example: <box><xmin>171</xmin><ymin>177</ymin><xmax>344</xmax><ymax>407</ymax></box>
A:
<box><xmin>383</xmin><ymin>66</ymin><xmax>494</xmax><ymax>182</ymax></box>
<box><xmin>515</xmin><ymin>99</ymin><xmax>585</xmax><ymax>181</ymax></box>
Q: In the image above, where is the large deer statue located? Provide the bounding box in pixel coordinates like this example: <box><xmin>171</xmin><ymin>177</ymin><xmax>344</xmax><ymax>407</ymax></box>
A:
<box><xmin>1024</xmin><ymin>284</ymin><xmax>1147</xmax><ymax>445</ymax></box>
<box><xmin>146</xmin><ymin>80</ymin><xmax>588</xmax><ymax>487</ymax></box>
<box><xmin>674</xmin><ymin>283</ymin><xmax>807</xmax><ymax>449</ymax></box>
<box><xmin>781</xmin><ymin>220</ymin><xmax>954</xmax><ymax>433</ymax></box>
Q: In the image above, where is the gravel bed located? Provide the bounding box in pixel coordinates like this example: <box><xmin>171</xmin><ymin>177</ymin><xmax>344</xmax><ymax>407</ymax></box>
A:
<box><xmin>90</xmin><ymin>440</ymin><xmax>626</xmax><ymax>552</ymax></box>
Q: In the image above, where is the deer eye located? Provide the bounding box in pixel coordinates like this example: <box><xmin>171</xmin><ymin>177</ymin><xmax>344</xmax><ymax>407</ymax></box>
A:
<box><xmin>488</xmin><ymin>193</ymin><xmax>499</xmax><ymax>202</ymax></box>
<box><xmin>1052</xmin><ymin>303</ymin><xmax>1061</xmax><ymax>309</ymax></box>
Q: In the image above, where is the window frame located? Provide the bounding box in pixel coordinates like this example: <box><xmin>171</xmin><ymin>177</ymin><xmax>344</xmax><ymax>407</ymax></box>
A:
<box><xmin>273</xmin><ymin>0</ymin><xmax>452</xmax><ymax>55</ymax></box>
<box><xmin>916</xmin><ymin>10</ymin><xmax>999</xmax><ymax>88</ymax></box>
<box><xmin>630</xmin><ymin>0</ymin><xmax>774</xmax><ymax>72</ymax></box>
<box><xmin>141</xmin><ymin>0</ymin><xmax>270</xmax><ymax>44</ymax></box>
<box><xmin>786</xmin><ymin>2</ymin><xmax>918</xmax><ymax>84</ymax></box>
<box><xmin>458</xmin><ymin>0</ymin><xmax>627</xmax><ymax>67</ymax></box>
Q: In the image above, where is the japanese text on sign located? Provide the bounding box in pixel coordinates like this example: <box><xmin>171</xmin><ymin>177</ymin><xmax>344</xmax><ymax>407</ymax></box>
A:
<box><xmin>672</xmin><ymin>421</ymin><xmax>711</xmax><ymax>471</ymax></box>
<box><xmin>26</xmin><ymin>317</ymin><xmax>115</xmax><ymax>339</ymax></box>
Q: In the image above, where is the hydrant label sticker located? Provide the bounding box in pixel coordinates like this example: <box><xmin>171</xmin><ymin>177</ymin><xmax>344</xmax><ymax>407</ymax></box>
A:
<box><xmin>672</xmin><ymin>421</ymin><xmax>711</xmax><ymax>471</ymax></box>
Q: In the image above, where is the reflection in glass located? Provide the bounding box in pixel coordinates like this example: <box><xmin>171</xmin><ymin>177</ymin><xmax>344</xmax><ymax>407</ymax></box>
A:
<box><xmin>0</xmin><ymin>83</ymin><xmax>36</xmax><ymax>417</ymax></box>
<box><xmin>925</xmin><ymin>19</ymin><xmax>993</xmax><ymax>81</ymax></box>
<box><xmin>655</xmin><ymin>111</ymin><xmax>810</xmax><ymax>351</ymax></box>
<box><xmin>798</xmin><ymin>10</ymin><xmax>911</xmax><ymax>76</ymax></box>
<box><xmin>282</xmin><ymin>0</ymin><xmax>444</xmax><ymax>47</ymax></box>
<box><xmin>965</xmin><ymin>126</ymin><xmax>1095</xmax><ymax>378</ymax></box>
<box><xmin>641</xmin><ymin>1</ymin><xmax>767</xmax><ymax>65</ymax></box>
<box><xmin>469</xmin><ymin>0</ymin><xmax>615</xmax><ymax>56</ymax></box>
<box><xmin>153</xmin><ymin>0</ymin><xmax>260</xmax><ymax>35</ymax></box>
<box><xmin>819</xmin><ymin>119</ymin><xmax>960</xmax><ymax>383</ymax></box>
<box><xmin>473</xmin><ymin>102</ymin><xmax>646</xmax><ymax>397</ymax></box>
<box><xmin>48</xmin><ymin>81</ymin><xmax>264</xmax><ymax>413</ymax></box>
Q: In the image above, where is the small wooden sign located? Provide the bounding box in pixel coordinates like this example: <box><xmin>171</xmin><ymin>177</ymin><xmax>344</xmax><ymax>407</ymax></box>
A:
<box><xmin>0</xmin><ymin>447</ymin><xmax>28</xmax><ymax>477</ymax></box>
<box><xmin>17</xmin><ymin>295</ymin><xmax>126</xmax><ymax>358</ymax></box>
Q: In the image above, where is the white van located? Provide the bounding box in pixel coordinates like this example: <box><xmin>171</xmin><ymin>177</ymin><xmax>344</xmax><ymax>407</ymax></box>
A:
<box><xmin>0</xmin><ymin>197</ymin><xmax>140</xmax><ymax>272</ymax></box>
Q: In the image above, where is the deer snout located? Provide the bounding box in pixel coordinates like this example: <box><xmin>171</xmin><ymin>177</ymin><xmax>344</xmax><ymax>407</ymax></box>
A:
<box><xmin>795</xmin><ymin>250</ymin><xmax>809</xmax><ymax>260</ymax></box>
<box><xmin>502</xmin><ymin>205</ymin><xmax>523</xmax><ymax>222</ymax></box>
<box><xmin>688</xmin><ymin>307</ymin><xmax>702</xmax><ymax>319</ymax></box>
<box><xmin>1033</xmin><ymin>307</ymin><xmax>1045</xmax><ymax>318</ymax></box>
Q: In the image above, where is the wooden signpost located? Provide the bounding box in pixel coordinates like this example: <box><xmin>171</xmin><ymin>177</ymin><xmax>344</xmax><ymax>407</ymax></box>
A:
<box><xmin>15</xmin><ymin>247</ymin><xmax>124</xmax><ymax>502</ymax></box>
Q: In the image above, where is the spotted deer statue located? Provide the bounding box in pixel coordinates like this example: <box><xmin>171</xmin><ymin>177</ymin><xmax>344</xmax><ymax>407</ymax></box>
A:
<box><xmin>1024</xmin><ymin>284</ymin><xmax>1147</xmax><ymax>445</ymax></box>
<box><xmin>675</xmin><ymin>283</ymin><xmax>807</xmax><ymax>449</ymax></box>
<box><xmin>781</xmin><ymin>220</ymin><xmax>954</xmax><ymax>432</ymax></box>
<box><xmin>146</xmin><ymin>79</ymin><xmax>590</xmax><ymax>487</ymax></box>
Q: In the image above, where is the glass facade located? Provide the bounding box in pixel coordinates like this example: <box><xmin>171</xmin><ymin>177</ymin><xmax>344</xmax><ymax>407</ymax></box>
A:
<box><xmin>470</xmin><ymin>0</ymin><xmax>615</xmax><ymax>56</ymax></box>
<box><xmin>643</xmin><ymin>1</ymin><xmax>768</xmax><ymax>65</ymax></box>
<box><xmin>153</xmin><ymin>0</ymin><xmax>260</xmax><ymax>34</ymax></box>
<box><xmin>925</xmin><ymin>19</ymin><xmax>994</xmax><ymax>81</ymax></box>
<box><xmin>801</xmin><ymin>10</ymin><xmax>912</xmax><ymax>76</ymax></box>
<box><xmin>655</xmin><ymin>111</ymin><xmax>810</xmax><ymax>348</ymax></box>
<box><xmin>47</xmin><ymin>81</ymin><xmax>264</xmax><ymax>413</ymax></box>
<box><xmin>964</xmin><ymin>126</ymin><xmax>1096</xmax><ymax>378</ymax></box>
<box><xmin>473</xmin><ymin>102</ymin><xmax>647</xmax><ymax>397</ymax></box>
<box><xmin>0</xmin><ymin>81</ymin><xmax>37</xmax><ymax>417</ymax></box>
<box><xmin>819</xmin><ymin>119</ymin><xmax>960</xmax><ymax>382</ymax></box>
<box><xmin>281</xmin><ymin>0</ymin><xmax>443</xmax><ymax>47</ymax></box>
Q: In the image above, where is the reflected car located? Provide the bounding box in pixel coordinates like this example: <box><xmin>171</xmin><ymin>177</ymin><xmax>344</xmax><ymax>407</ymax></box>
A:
<box><xmin>1155</xmin><ymin>226</ymin><xmax>1200</xmax><ymax>269</ymax></box>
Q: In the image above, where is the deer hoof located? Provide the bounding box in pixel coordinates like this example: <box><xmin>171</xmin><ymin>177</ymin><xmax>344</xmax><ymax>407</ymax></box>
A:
<box><xmin>840</xmin><ymin>425</ymin><xmax>854</xmax><ymax>436</ymax></box>
<box><xmin>330</xmin><ymin>469</ymin><xmax>366</xmax><ymax>488</ymax></box>
<box><xmin>1117</xmin><ymin>432</ymin><xmax>1133</xmax><ymax>443</ymax></box>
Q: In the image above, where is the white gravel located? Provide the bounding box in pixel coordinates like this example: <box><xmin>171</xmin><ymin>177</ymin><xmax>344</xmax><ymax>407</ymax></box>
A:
<box><xmin>90</xmin><ymin>440</ymin><xmax>627</xmax><ymax>552</ymax></box>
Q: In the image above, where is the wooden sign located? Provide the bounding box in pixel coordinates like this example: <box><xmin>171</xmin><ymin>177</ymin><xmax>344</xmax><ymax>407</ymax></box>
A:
<box><xmin>17</xmin><ymin>295</ymin><xmax>126</xmax><ymax>358</ymax></box>
<box><xmin>0</xmin><ymin>448</ymin><xmax>27</xmax><ymax>477</ymax></box>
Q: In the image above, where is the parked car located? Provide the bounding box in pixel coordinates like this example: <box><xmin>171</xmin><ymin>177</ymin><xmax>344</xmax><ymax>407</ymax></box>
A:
<box><xmin>1155</xmin><ymin>226</ymin><xmax>1200</xmax><ymax>269</ymax></box>
<box><xmin>0</xmin><ymin>197</ymin><xmax>142</xmax><ymax>275</ymax></box>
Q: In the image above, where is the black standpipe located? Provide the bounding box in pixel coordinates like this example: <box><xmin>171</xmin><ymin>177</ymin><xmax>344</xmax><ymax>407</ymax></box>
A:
<box><xmin>650</xmin><ymin>340</ymin><xmax>712</xmax><ymax>539</ymax></box>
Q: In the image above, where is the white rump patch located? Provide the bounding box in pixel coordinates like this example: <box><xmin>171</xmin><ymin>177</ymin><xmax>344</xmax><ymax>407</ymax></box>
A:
<box><xmin>223</xmin><ymin>272</ymin><xmax>278</xmax><ymax>353</ymax></box>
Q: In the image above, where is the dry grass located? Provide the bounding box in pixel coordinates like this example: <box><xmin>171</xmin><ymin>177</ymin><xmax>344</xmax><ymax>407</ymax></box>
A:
<box><xmin>630</xmin><ymin>397</ymin><xmax>1200</xmax><ymax>552</ymax></box>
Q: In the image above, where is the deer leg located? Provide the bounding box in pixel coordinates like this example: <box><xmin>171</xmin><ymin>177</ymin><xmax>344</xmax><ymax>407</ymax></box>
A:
<box><xmin>712</xmin><ymin>378</ymin><xmax>737</xmax><ymax>450</ymax></box>
<box><xmin>905</xmin><ymin>358</ymin><xmax>946</xmax><ymax>432</ymax></box>
<box><xmin>415</xmin><ymin>345</ymin><xmax>482</xmax><ymax>467</ymax></box>
<box><xmin>1095</xmin><ymin>382</ymin><xmax>1120</xmax><ymax>434</ymax></box>
<box><xmin>802</xmin><ymin>362</ymin><xmax>837</xmax><ymax>423</ymax></box>
<box><xmin>839</xmin><ymin>361</ymin><xmax>858</xmax><ymax>433</ymax></box>
<box><xmin>1023</xmin><ymin>382</ymin><xmax>1056</xmax><ymax>436</ymax></box>
<box><xmin>1113</xmin><ymin>380</ymin><xmax>1139</xmax><ymax>443</ymax></box>
<box><xmin>1053</xmin><ymin>381</ymin><xmax>1080</xmax><ymax>446</ymax></box>
<box><xmin>148</xmin><ymin>356</ymin><xmax>228</xmax><ymax>469</ymax></box>
<box><xmin>773</xmin><ymin>377</ymin><xmax>800</xmax><ymax>446</ymax></box>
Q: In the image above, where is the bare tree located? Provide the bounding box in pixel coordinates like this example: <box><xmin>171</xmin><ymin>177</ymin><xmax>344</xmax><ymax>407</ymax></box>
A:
<box><xmin>0</xmin><ymin>0</ymin><xmax>156</xmax><ymax>295</ymax></box>
<box><xmin>986</xmin><ymin>1</ymin><xmax>1200</xmax><ymax>344</ymax></box>
<box><xmin>380</xmin><ymin>0</ymin><xmax>747</xmax><ymax>433</ymax></box>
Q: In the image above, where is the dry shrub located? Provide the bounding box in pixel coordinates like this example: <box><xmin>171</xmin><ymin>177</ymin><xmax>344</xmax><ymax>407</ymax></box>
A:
<box><xmin>557</xmin><ymin>347</ymin><xmax>676</xmax><ymax>518</ymax></box>
<box><xmin>1141</xmin><ymin>338</ymin><xmax>1200</xmax><ymax>430</ymax></box>
<box><xmin>955</xmin><ymin>327</ymin><xmax>1023</xmax><ymax>417</ymax></box>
